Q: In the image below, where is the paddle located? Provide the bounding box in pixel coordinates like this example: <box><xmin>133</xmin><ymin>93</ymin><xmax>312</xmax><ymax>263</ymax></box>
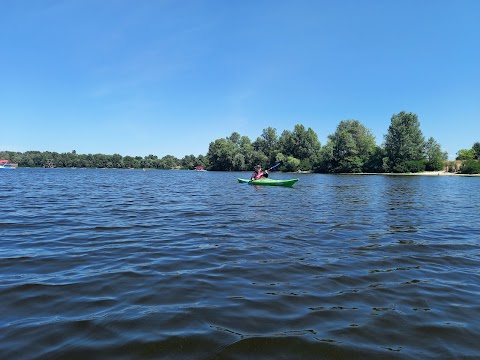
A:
<box><xmin>267</xmin><ymin>163</ymin><xmax>281</xmax><ymax>171</ymax></box>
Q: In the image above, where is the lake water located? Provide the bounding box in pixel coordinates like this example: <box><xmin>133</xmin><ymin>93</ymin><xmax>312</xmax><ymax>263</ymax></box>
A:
<box><xmin>1</xmin><ymin>169</ymin><xmax>479</xmax><ymax>359</ymax></box>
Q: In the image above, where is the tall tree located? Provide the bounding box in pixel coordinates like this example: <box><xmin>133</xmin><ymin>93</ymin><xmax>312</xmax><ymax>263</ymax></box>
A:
<box><xmin>278</xmin><ymin>124</ymin><xmax>321</xmax><ymax>170</ymax></box>
<box><xmin>238</xmin><ymin>135</ymin><xmax>255</xmax><ymax>170</ymax></box>
<box><xmin>181</xmin><ymin>154</ymin><xmax>197</xmax><ymax>169</ymax></box>
<box><xmin>253</xmin><ymin>127</ymin><xmax>278</xmax><ymax>163</ymax></box>
<box><xmin>316</xmin><ymin>141</ymin><xmax>334</xmax><ymax>173</ymax></box>
<box><xmin>123</xmin><ymin>155</ymin><xmax>137</xmax><ymax>168</ymax></box>
<box><xmin>111</xmin><ymin>153</ymin><xmax>123</xmax><ymax>168</ymax></box>
<box><xmin>159</xmin><ymin>155</ymin><xmax>179</xmax><ymax>169</ymax></box>
<box><xmin>325</xmin><ymin>120</ymin><xmax>376</xmax><ymax>173</ymax></box>
<box><xmin>207</xmin><ymin>132</ymin><xmax>255</xmax><ymax>171</ymax></box>
<box><xmin>363</xmin><ymin>146</ymin><xmax>386</xmax><ymax>173</ymax></box>
<box><xmin>293</xmin><ymin>124</ymin><xmax>321</xmax><ymax>160</ymax></box>
<box><xmin>472</xmin><ymin>142</ymin><xmax>480</xmax><ymax>160</ymax></box>
<box><xmin>383</xmin><ymin>111</ymin><xmax>426</xmax><ymax>172</ymax></box>
<box><xmin>207</xmin><ymin>138</ymin><xmax>236</xmax><ymax>171</ymax></box>
<box><xmin>456</xmin><ymin>148</ymin><xmax>476</xmax><ymax>160</ymax></box>
<box><xmin>424</xmin><ymin>137</ymin><xmax>447</xmax><ymax>171</ymax></box>
<box><xmin>227</xmin><ymin>132</ymin><xmax>241</xmax><ymax>145</ymax></box>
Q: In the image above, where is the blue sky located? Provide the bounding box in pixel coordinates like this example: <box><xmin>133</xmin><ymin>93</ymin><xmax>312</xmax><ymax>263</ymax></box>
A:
<box><xmin>1</xmin><ymin>0</ymin><xmax>479</xmax><ymax>159</ymax></box>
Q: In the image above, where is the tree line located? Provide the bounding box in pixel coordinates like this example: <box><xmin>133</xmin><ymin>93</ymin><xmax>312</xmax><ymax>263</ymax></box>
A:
<box><xmin>206</xmin><ymin>111</ymin><xmax>479</xmax><ymax>174</ymax></box>
<box><xmin>1</xmin><ymin>111</ymin><xmax>479</xmax><ymax>173</ymax></box>
<box><xmin>0</xmin><ymin>150</ymin><xmax>209</xmax><ymax>170</ymax></box>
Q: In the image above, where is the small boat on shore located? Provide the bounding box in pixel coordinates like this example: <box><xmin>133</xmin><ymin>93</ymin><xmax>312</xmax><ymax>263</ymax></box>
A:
<box><xmin>0</xmin><ymin>160</ymin><xmax>17</xmax><ymax>169</ymax></box>
<box><xmin>238</xmin><ymin>178</ymin><xmax>299</xmax><ymax>187</ymax></box>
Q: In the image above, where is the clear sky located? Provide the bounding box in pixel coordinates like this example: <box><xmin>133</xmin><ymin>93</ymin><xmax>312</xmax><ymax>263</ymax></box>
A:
<box><xmin>1</xmin><ymin>0</ymin><xmax>479</xmax><ymax>159</ymax></box>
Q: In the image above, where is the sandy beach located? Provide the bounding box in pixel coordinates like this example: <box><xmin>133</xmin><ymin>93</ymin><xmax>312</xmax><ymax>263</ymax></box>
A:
<box><xmin>393</xmin><ymin>171</ymin><xmax>479</xmax><ymax>176</ymax></box>
<box><xmin>334</xmin><ymin>171</ymin><xmax>480</xmax><ymax>177</ymax></box>
<box><xmin>379</xmin><ymin>171</ymin><xmax>480</xmax><ymax>177</ymax></box>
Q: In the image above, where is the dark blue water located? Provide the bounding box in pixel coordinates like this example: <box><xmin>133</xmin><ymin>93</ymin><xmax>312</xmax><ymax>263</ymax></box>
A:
<box><xmin>1</xmin><ymin>169</ymin><xmax>479</xmax><ymax>359</ymax></box>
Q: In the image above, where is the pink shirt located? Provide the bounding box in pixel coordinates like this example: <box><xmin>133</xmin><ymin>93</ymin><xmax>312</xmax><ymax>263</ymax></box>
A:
<box><xmin>251</xmin><ymin>171</ymin><xmax>266</xmax><ymax>180</ymax></box>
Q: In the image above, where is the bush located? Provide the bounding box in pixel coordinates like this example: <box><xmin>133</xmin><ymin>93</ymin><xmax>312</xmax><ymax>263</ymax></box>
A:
<box><xmin>392</xmin><ymin>160</ymin><xmax>426</xmax><ymax>173</ymax></box>
<box><xmin>460</xmin><ymin>160</ymin><xmax>480</xmax><ymax>174</ymax></box>
<box><xmin>425</xmin><ymin>159</ymin><xmax>444</xmax><ymax>171</ymax></box>
<box><xmin>283</xmin><ymin>156</ymin><xmax>301</xmax><ymax>172</ymax></box>
<box><xmin>363</xmin><ymin>148</ymin><xmax>385</xmax><ymax>173</ymax></box>
<box><xmin>299</xmin><ymin>159</ymin><xmax>312</xmax><ymax>171</ymax></box>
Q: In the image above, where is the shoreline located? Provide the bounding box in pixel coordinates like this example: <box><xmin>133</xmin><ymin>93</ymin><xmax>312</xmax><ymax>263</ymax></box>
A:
<box><xmin>336</xmin><ymin>171</ymin><xmax>480</xmax><ymax>177</ymax></box>
<box><xmin>294</xmin><ymin>170</ymin><xmax>479</xmax><ymax>176</ymax></box>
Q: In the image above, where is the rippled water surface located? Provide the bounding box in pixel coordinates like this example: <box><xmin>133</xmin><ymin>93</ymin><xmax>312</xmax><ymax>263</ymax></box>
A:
<box><xmin>1</xmin><ymin>169</ymin><xmax>479</xmax><ymax>359</ymax></box>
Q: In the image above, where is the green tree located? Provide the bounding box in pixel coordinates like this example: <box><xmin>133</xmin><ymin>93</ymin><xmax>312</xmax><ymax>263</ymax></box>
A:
<box><xmin>460</xmin><ymin>159</ymin><xmax>480</xmax><ymax>174</ymax></box>
<box><xmin>283</xmin><ymin>156</ymin><xmax>301</xmax><ymax>172</ymax></box>
<box><xmin>181</xmin><ymin>154</ymin><xmax>197</xmax><ymax>169</ymax></box>
<box><xmin>196</xmin><ymin>154</ymin><xmax>209</xmax><ymax>168</ymax></box>
<box><xmin>324</xmin><ymin>120</ymin><xmax>376</xmax><ymax>173</ymax></box>
<box><xmin>278</xmin><ymin>124</ymin><xmax>321</xmax><ymax>170</ymax></box>
<box><xmin>123</xmin><ymin>156</ymin><xmax>136</xmax><ymax>168</ymax></box>
<box><xmin>159</xmin><ymin>155</ymin><xmax>179</xmax><ymax>169</ymax></box>
<box><xmin>227</xmin><ymin>132</ymin><xmax>241</xmax><ymax>145</ymax></box>
<box><xmin>142</xmin><ymin>154</ymin><xmax>158</xmax><ymax>169</ymax></box>
<box><xmin>383</xmin><ymin>111</ymin><xmax>426</xmax><ymax>173</ymax></box>
<box><xmin>456</xmin><ymin>148</ymin><xmax>475</xmax><ymax>160</ymax></box>
<box><xmin>472</xmin><ymin>142</ymin><xmax>480</xmax><ymax>160</ymax></box>
<box><xmin>93</xmin><ymin>154</ymin><xmax>109</xmax><ymax>168</ymax></box>
<box><xmin>316</xmin><ymin>142</ymin><xmax>334</xmax><ymax>173</ymax></box>
<box><xmin>207</xmin><ymin>137</ymin><xmax>237</xmax><ymax>171</ymax></box>
<box><xmin>253</xmin><ymin>127</ymin><xmax>278</xmax><ymax>164</ymax></box>
<box><xmin>207</xmin><ymin>132</ymin><xmax>256</xmax><ymax>171</ymax></box>
<box><xmin>55</xmin><ymin>151</ymin><xmax>79</xmax><ymax>168</ymax></box>
<box><xmin>250</xmin><ymin>151</ymin><xmax>269</xmax><ymax>170</ymax></box>
<box><xmin>363</xmin><ymin>146</ymin><xmax>385</xmax><ymax>173</ymax></box>
<box><xmin>111</xmin><ymin>153</ymin><xmax>123</xmax><ymax>168</ymax></box>
<box><xmin>82</xmin><ymin>154</ymin><xmax>95</xmax><ymax>168</ymax></box>
<box><xmin>424</xmin><ymin>137</ymin><xmax>447</xmax><ymax>171</ymax></box>
<box><xmin>232</xmin><ymin>153</ymin><xmax>246</xmax><ymax>170</ymax></box>
<box><xmin>238</xmin><ymin>135</ymin><xmax>255</xmax><ymax>170</ymax></box>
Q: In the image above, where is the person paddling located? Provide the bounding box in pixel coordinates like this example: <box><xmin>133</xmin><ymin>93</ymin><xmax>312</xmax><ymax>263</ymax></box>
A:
<box><xmin>251</xmin><ymin>164</ymin><xmax>269</xmax><ymax>180</ymax></box>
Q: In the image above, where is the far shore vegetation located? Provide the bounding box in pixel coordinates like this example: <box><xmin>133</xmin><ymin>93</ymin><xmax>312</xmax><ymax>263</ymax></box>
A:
<box><xmin>2</xmin><ymin>111</ymin><xmax>480</xmax><ymax>174</ymax></box>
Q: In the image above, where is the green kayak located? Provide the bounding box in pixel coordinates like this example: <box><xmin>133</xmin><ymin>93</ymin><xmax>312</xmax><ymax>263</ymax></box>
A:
<box><xmin>237</xmin><ymin>178</ymin><xmax>299</xmax><ymax>187</ymax></box>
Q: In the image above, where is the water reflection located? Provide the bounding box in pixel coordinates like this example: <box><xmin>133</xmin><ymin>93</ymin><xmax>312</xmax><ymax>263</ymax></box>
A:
<box><xmin>314</xmin><ymin>176</ymin><xmax>388</xmax><ymax>243</ymax></box>
<box><xmin>1</xmin><ymin>170</ymin><xmax>479</xmax><ymax>359</ymax></box>
<box><xmin>382</xmin><ymin>177</ymin><xmax>423</xmax><ymax>235</ymax></box>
